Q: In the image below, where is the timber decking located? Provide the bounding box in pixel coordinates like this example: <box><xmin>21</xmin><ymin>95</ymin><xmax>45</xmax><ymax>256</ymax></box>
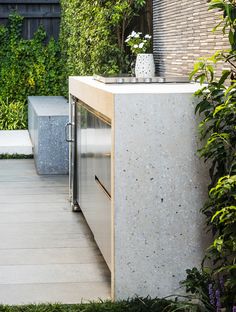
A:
<box><xmin>0</xmin><ymin>159</ymin><xmax>110</xmax><ymax>305</ymax></box>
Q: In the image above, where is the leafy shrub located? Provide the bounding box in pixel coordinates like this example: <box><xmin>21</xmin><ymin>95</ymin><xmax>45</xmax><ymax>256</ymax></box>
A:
<box><xmin>0</xmin><ymin>13</ymin><xmax>65</xmax><ymax>129</ymax></box>
<box><xmin>59</xmin><ymin>0</ymin><xmax>146</xmax><ymax>83</ymax></box>
<box><xmin>0</xmin><ymin>98</ymin><xmax>27</xmax><ymax>130</ymax></box>
<box><xmin>183</xmin><ymin>0</ymin><xmax>236</xmax><ymax>310</ymax></box>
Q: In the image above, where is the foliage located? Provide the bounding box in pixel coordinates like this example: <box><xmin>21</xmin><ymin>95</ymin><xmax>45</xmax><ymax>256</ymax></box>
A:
<box><xmin>0</xmin><ymin>13</ymin><xmax>65</xmax><ymax>129</ymax></box>
<box><xmin>181</xmin><ymin>267</ymin><xmax>212</xmax><ymax>298</ymax></box>
<box><xmin>0</xmin><ymin>154</ymin><xmax>33</xmax><ymax>159</ymax></box>
<box><xmin>181</xmin><ymin>267</ymin><xmax>230</xmax><ymax>311</ymax></box>
<box><xmin>59</xmin><ymin>0</ymin><xmax>146</xmax><ymax>83</ymax></box>
<box><xmin>0</xmin><ymin>298</ymin><xmax>191</xmax><ymax>312</ymax></box>
<box><xmin>125</xmin><ymin>31</ymin><xmax>152</xmax><ymax>55</ymax></box>
<box><xmin>183</xmin><ymin>0</ymin><xmax>236</xmax><ymax>310</ymax></box>
<box><xmin>0</xmin><ymin>98</ymin><xmax>26</xmax><ymax>130</ymax></box>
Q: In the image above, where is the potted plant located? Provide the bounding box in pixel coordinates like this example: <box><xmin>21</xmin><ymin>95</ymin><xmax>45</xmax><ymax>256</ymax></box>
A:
<box><xmin>125</xmin><ymin>31</ymin><xmax>155</xmax><ymax>78</ymax></box>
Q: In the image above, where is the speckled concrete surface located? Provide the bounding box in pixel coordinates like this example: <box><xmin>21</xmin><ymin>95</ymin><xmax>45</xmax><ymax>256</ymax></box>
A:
<box><xmin>113</xmin><ymin>93</ymin><xmax>209</xmax><ymax>299</ymax></box>
<box><xmin>69</xmin><ymin>77</ymin><xmax>210</xmax><ymax>300</ymax></box>
<box><xmin>28</xmin><ymin>96</ymin><xmax>69</xmax><ymax>175</ymax></box>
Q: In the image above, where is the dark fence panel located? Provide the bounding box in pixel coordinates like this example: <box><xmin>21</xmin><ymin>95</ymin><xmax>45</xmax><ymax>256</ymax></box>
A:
<box><xmin>0</xmin><ymin>0</ymin><xmax>60</xmax><ymax>41</ymax></box>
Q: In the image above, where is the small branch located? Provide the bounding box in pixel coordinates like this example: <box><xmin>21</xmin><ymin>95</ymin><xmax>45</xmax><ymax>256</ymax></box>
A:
<box><xmin>227</xmin><ymin>58</ymin><xmax>236</xmax><ymax>70</ymax></box>
<box><xmin>121</xmin><ymin>19</ymin><xmax>126</xmax><ymax>52</ymax></box>
<box><xmin>225</xmin><ymin>54</ymin><xmax>236</xmax><ymax>61</ymax></box>
<box><xmin>117</xmin><ymin>26</ymin><xmax>121</xmax><ymax>49</ymax></box>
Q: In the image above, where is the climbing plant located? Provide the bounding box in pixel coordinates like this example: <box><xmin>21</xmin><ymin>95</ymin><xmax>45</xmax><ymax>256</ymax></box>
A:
<box><xmin>59</xmin><ymin>0</ymin><xmax>146</xmax><ymax>83</ymax></box>
<box><xmin>0</xmin><ymin>13</ymin><xmax>65</xmax><ymax>129</ymax></box>
<box><xmin>183</xmin><ymin>0</ymin><xmax>236</xmax><ymax>311</ymax></box>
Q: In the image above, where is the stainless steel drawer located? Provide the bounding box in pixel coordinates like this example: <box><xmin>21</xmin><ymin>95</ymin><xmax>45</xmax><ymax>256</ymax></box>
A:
<box><xmin>75</xmin><ymin>101</ymin><xmax>112</xmax><ymax>270</ymax></box>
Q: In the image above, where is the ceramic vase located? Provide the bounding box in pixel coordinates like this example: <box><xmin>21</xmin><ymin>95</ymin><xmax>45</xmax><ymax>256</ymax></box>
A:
<box><xmin>135</xmin><ymin>53</ymin><xmax>155</xmax><ymax>78</ymax></box>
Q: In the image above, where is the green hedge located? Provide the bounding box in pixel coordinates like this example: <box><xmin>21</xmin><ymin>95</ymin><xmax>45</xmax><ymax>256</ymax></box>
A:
<box><xmin>0</xmin><ymin>3</ymin><xmax>146</xmax><ymax>129</ymax></box>
<box><xmin>0</xmin><ymin>98</ymin><xmax>27</xmax><ymax>130</ymax></box>
<box><xmin>0</xmin><ymin>154</ymin><xmax>33</xmax><ymax>159</ymax></box>
<box><xmin>0</xmin><ymin>13</ymin><xmax>65</xmax><ymax>130</ymax></box>
<box><xmin>59</xmin><ymin>0</ymin><xmax>146</xmax><ymax>80</ymax></box>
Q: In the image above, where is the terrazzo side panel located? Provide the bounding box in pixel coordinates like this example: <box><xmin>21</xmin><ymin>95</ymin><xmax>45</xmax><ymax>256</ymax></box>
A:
<box><xmin>35</xmin><ymin>116</ymin><xmax>69</xmax><ymax>175</ymax></box>
<box><xmin>113</xmin><ymin>93</ymin><xmax>209</xmax><ymax>299</ymax></box>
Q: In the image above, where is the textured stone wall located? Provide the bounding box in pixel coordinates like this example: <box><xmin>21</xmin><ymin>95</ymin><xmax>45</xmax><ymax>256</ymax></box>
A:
<box><xmin>153</xmin><ymin>0</ymin><xmax>229</xmax><ymax>77</ymax></box>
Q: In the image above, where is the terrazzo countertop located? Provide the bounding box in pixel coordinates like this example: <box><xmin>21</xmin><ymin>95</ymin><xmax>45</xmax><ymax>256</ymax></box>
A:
<box><xmin>69</xmin><ymin>76</ymin><xmax>201</xmax><ymax>121</ymax></box>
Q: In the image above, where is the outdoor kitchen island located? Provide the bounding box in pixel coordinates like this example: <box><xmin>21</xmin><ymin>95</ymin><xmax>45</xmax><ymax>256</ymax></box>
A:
<box><xmin>69</xmin><ymin>76</ymin><xmax>208</xmax><ymax>300</ymax></box>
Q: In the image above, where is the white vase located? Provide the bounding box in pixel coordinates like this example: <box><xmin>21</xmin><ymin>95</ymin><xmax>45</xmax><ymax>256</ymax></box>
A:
<box><xmin>135</xmin><ymin>53</ymin><xmax>155</xmax><ymax>78</ymax></box>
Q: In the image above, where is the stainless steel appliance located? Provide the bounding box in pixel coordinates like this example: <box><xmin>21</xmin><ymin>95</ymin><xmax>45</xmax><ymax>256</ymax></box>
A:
<box><xmin>93</xmin><ymin>74</ymin><xmax>190</xmax><ymax>84</ymax></box>
<box><xmin>68</xmin><ymin>97</ymin><xmax>112</xmax><ymax>270</ymax></box>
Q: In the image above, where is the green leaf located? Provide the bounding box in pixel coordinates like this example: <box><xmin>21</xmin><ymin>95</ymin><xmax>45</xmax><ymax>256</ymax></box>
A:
<box><xmin>206</xmin><ymin>65</ymin><xmax>214</xmax><ymax>81</ymax></box>
<box><xmin>209</xmin><ymin>0</ymin><xmax>225</xmax><ymax>11</ymax></box>
<box><xmin>195</xmin><ymin>73</ymin><xmax>206</xmax><ymax>84</ymax></box>
<box><xmin>218</xmin><ymin>70</ymin><xmax>231</xmax><ymax>85</ymax></box>
<box><xmin>195</xmin><ymin>100</ymin><xmax>211</xmax><ymax>115</ymax></box>
<box><xmin>229</xmin><ymin>29</ymin><xmax>234</xmax><ymax>46</ymax></box>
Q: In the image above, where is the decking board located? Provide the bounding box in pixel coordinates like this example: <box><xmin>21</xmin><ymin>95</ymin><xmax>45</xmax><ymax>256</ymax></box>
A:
<box><xmin>0</xmin><ymin>159</ymin><xmax>110</xmax><ymax>304</ymax></box>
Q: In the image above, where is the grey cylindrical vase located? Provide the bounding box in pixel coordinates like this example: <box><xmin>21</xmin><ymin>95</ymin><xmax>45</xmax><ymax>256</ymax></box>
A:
<box><xmin>135</xmin><ymin>53</ymin><xmax>155</xmax><ymax>78</ymax></box>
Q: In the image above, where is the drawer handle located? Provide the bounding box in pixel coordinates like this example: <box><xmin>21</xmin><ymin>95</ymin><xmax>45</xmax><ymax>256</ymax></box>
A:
<box><xmin>95</xmin><ymin>175</ymin><xmax>111</xmax><ymax>199</ymax></box>
<box><xmin>65</xmin><ymin>122</ymin><xmax>74</xmax><ymax>142</ymax></box>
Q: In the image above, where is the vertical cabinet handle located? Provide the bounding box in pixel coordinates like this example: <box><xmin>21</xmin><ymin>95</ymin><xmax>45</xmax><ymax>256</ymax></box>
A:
<box><xmin>65</xmin><ymin>122</ymin><xmax>73</xmax><ymax>142</ymax></box>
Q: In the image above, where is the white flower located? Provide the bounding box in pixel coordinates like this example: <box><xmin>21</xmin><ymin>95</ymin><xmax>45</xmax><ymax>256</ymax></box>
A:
<box><xmin>133</xmin><ymin>44</ymin><xmax>138</xmax><ymax>48</ymax></box>
<box><xmin>139</xmin><ymin>42</ymin><xmax>144</xmax><ymax>48</ymax></box>
<box><xmin>130</xmin><ymin>31</ymin><xmax>136</xmax><ymax>37</ymax></box>
<box><xmin>134</xmin><ymin>33</ymin><xmax>140</xmax><ymax>38</ymax></box>
<box><xmin>145</xmin><ymin>34</ymin><xmax>152</xmax><ymax>39</ymax></box>
<box><xmin>125</xmin><ymin>38</ymin><xmax>130</xmax><ymax>42</ymax></box>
